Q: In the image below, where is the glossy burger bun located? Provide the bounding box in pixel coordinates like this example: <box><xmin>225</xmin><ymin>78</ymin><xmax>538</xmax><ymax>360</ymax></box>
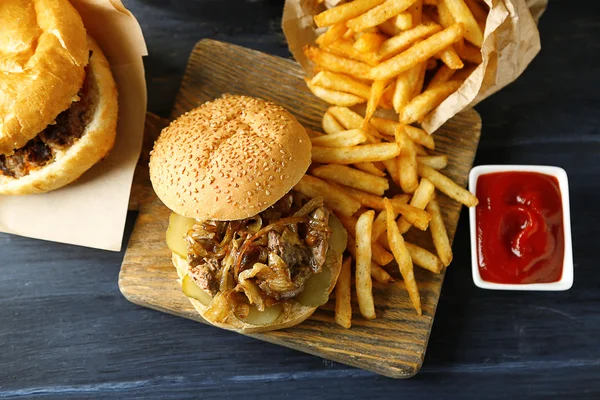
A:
<box><xmin>0</xmin><ymin>0</ymin><xmax>89</xmax><ymax>155</ymax></box>
<box><xmin>171</xmin><ymin>219</ymin><xmax>346</xmax><ymax>333</ymax></box>
<box><xmin>0</xmin><ymin>37</ymin><xmax>119</xmax><ymax>195</ymax></box>
<box><xmin>149</xmin><ymin>95</ymin><xmax>312</xmax><ymax>221</ymax></box>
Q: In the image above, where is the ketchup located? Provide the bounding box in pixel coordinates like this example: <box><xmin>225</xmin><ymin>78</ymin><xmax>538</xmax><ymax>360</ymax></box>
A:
<box><xmin>475</xmin><ymin>172</ymin><xmax>564</xmax><ymax>284</ymax></box>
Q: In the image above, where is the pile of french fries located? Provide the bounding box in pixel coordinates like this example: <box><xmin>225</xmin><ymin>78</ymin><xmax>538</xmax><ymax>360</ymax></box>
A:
<box><xmin>293</xmin><ymin>0</ymin><xmax>487</xmax><ymax>328</ymax></box>
<box><xmin>304</xmin><ymin>0</ymin><xmax>487</xmax><ymax>125</ymax></box>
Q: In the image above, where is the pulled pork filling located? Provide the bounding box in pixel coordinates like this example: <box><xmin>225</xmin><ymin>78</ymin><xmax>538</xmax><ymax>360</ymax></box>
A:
<box><xmin>0</xmin><ymin>60</ymin><xmax>95</xmax><ymax>178</ymax></box>
<box><xmin>185</xmin><ymin>192</ymin><xmax>331</xmax><ymax>309</ymax></box>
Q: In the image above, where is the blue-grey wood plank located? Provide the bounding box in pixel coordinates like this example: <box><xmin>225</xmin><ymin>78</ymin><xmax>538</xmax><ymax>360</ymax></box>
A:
<box><xmin>0</xmin><ymin>0</ymin><xmax>599</xmax><ymax>398</ymax></box>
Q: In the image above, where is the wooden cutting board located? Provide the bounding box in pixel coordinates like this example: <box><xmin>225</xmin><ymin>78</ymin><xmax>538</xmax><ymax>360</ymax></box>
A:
<box><xmin>119</xmin><ymin>39</ymin><xmax>482</xmax><ymax>378</ymax></box>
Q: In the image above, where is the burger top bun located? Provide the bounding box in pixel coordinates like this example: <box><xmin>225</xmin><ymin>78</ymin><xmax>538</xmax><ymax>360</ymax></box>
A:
<box><xmin>0</xmin><ymin>0</ymin><xmax>89</xmax><ymax>155</ymax></box>
<box><xmin>150</xmin><ymin>95</ymin><xmax>312</xmax><ymax>221</ymax></box>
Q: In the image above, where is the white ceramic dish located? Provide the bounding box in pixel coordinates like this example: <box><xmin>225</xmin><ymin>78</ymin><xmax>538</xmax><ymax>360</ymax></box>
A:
<box><xmin>468</xmin><ymin>165</ymin><xmax>573</xmax><ymax>291</ymax></box>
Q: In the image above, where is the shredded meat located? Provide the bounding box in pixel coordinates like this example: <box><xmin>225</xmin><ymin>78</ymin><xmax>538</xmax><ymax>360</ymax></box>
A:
<box><xmin>0</xmin><ymin>58</ymin><xmax>95</xmax><ymax>178</ymax></box>
<box><xmin>186</xmin><ymin>192</ymin><xmax>331</xmax><ymax>303</ymax></box>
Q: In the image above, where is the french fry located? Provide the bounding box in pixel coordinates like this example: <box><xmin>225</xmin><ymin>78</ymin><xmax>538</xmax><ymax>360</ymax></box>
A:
<box><xmin>456</xmin><ymin>42</ymin><xmax>483</xmax><ymax>64</ymax></box>
<box><xmin>378</xmin><ymin>19</ymin><xmax>400</xmax><ymax>37</ymax></box>
<box><xmin>343</xmin><ymin>28</ymin><xmax>356</xmax><ymax>39</ymax></box>
<box><xmin>363</xmin><ymin>79</ymin><xmax>391</xmax><ymax>129</ymax></box>
<box><xmin>324</xmin><ymin>39</ymin><xmax>380</xmax><ymax>66</ymax></box>
<box><xmin>437</xmin><ymin>0</ymin><xmax>455</xmax><ymax>28</ymax></box>
<box><xmin>328</xmin><ymin>180</ymin><xmax>414</xmax><ymax>213</ymax></box>
<box><xmin>311</xmin><ymin>128</ymin><xmax>368</xmax><ymax>147</ymax></box>
<box><xmin>312</xmin><ymin>164</ymin><xmax>390</xmax><ymax>195</ymax></box>
<box><xmin>417</xmin><ymin>164</ymin><xmax>479</xmax><ymax>206</ymax></box>
<box><xmin>347</xmin><ymin>0</ymin><xmax>418</xmax><ymax>32</ymax></box>
<box><xmin>369</xmin><ymin>117</ymin><xmax>434</xmax><ymax>150</ymax></box>
<box><xmin>371</xmin><ymin>262</ymin><xmax>395</xmax><ymax>284</ymax></box>
<box><xmin>335</xmin><ymin>257</ymin><xmax>353</xmax><ymax>328</ymax></box>
<box><xmin>304</xmin><ymin>45</ymin><xmax>371</xmax><ymax>78</ymax></box>
<box><xmin>306</xmin><ymin>79</ymin><xmax>366</xmax><ymax>107</ymax></box>
<box><xmin>314</xmin><ymin>0</ymin><xmax>386</xmax><ymax>28</ymax></box>
<box><xmin>417</xmin><ymin>154</ymin><xmax>448</xmax><ymax>169</ymax></box>
<box><xmin>405</xmin><ymin>125</ymin><xmax>435</xmax><ymax>150</ymax></box>
<box><xmin>437</xmin><ymin>0</ymin><xmax>465</xmax><ymax>53</ymax></box>
<box><xmin>395</xmin><ymin>127</ymin><xmax>419</xmax><ymax>193</ymax></box>
<box><xmin>317</xmin><ymin>22</ymin><xmax>349</xmax><ymax>46</ymax></box>
<box><xmin>424</xmin><ymin>0</ymin><xmax>438</xmax><ymax>4</ymax></box>
<box><xmin>414</xmin><ymin>142</ymin><xmax>429</xmax><ymax>156</ymax></box>
<box><xmin>371</xmin><ymin>197</ymin><xmax>404</xmax><ymax>242</ymax></box>
<box><xmin>355</xmin><ymin>210</ymin><xmax>376</xmax><ymax>319</ymax></box>
<box><xmin>392</xmin><ymin>64</ymin><xmax>424</xmax><ymax>112</ymax></box>
<box><xmin>464</xmin><ymin>0</ymin><xmax>488</xmax><ymax>31</ymax></box>
<box><xmin>327</xmin><ymin>106</ymin><xmax>381</xmax><ymax>142</ymax></box>
<box><xmin>354</xmin><ymin>162</ymin><xmax>387</xmax><ymax>177</ymax></box>
<box><xmin>382</xmin><ymin>158</ymin><xmax>400</xmax><ymax>186</ymax></box>
<box><xmin>354</xmin><ymin>32</ymin><xmax>387</xmax><ymax>53</ymax></box>
<box><xmin>426</xmin><ymin>58</ymin><xmax>438</xmax><ymax>70</ymax></box>
<box><xmin>399</xmin><ymin>80</ymin><xmax>462</xmax><ymax>123</ymax></box>
<box><xmin>426</xmin><ymin>193</ymin><xmax>453</xmax><ymax>266</ymax></box>
<box><xmin>312</xmin><ymin>143</ymin><xmax>401</xmax><ymax>164</ymax></box>
<box><xmin>384</xmin><ymin>198</ymin><xmax>421</xmax><ymax>315</ymax></box>
<box><xmin>312</xmin><ymin>71</ymin><xmax>372</xmax><ymax>100</ymax></box>
<box><xmin>407</xmin><ymin>0</ymin><xmax>423</xmax><ymax>24</ymax></box>
<box><xmin>347</xmin><ymin>236</ymin><xmax>394</xmax><ymax>284</ymax></box>
<box><xmin>414</xmin><ymin>60</ymin><xmax>427</xmax><ymax>95</ymax></box>
<box><xmin>305</xmin><ymin>127</ymin><xmax>324</xmax><ymax>138</ymax></box>
<box><xmin>294</xmin><ymin>175</ymin><xmax>361</xmax><ymax>216</ymax></box>
<box><xmin>379</xmin><ymin>80</ymin><xmax>396</xmax><ymax>110</ymax></box>
<box><xmin>369</xmin><ymin>23</ymin><xmax>465</xmax><ymax>80</ymax></box>
<box><xmin>369</xmin><ymin>116</ymin><xmax>399</xmax><ymax>137</ymax></box>
<box><xmin>378</xmin><ymin>23</ymin><xmax>442</xmax><ymax>61</ymax></box>
<box><xmin>405</xmin><ymin>242</ymin><xmax>444</xmax><ymax>273</ymax></box>
<box><xmin>322</xmin><ymin>111</ymin><xmax>345</xmax><ymax>135</ymax></box>
<box><xmin>394</xmin><ymin>12</ymin><xmax>413</xmax><ymax>30</ymax></box>
<box><xmin>371</xmin><ymin>209</ymin><xmax>389</xmax><ymax>243</ymax></box>
<box><xmin>427</xmin><ymin>64</ymin><xmax>455</xmax><ymax>89</ymax></box>
<box><xmin>437</xmin><ymin>45</ymin><xmax>464</xmax><ymax>69</ymax></box>
<box><xmin>395</xmin><ymin>201</ymin><xmax>431</xmax><ymax>230</ymax></box>
<box><xmin>441</xmin><ymin>0</ymin><xmax>483</xmax><ymax>46</ymax></box>
<box><xmin>397</xmin><ymin>178</ymin><xmax>435</xmax><ymax>233</ymax></box>
<box><xmin>342</xmin><ymin>216</ymin><xmax>394</xmax><ymax>266</ymax></box>
<box><xmin>417</xmin><ymin>155</ymin><xmax>448</xmax><ymax>169</ymax></box>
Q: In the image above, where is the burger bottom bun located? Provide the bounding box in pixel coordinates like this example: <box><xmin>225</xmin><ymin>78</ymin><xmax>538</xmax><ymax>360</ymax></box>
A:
<box><xmin>0</xmin><ymin>37</ymin><xmax>118</xmax><ymax>195</ymax></box>
<box><xmin>171</xmin><ymin>217</ymin><xmax>346</xmax><ymax>334</ymax></box>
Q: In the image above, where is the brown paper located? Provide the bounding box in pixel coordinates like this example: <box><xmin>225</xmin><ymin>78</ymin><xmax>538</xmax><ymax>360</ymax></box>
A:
<box><xmin>0</xmin><ymin>0</ymin><xmax>148</xmax><ymax>251</ymax></box>
<box><xmin>282</xmin><ymin>0</ymin><xmax>548</xmax><ymax>133</ymax></box>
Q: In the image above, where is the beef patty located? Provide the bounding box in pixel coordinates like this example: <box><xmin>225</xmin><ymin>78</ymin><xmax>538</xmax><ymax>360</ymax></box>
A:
<box><xmin>0</xmin><ymin>61</ymin><xmax>97</xmax><ymax>178</ymax></box>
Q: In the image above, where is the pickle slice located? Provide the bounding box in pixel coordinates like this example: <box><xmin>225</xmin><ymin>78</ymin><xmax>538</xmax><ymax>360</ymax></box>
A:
<box><xmin>181</xmin><ymin>275</ymin><xmax>212</xmax><ymax>306</ymax></box>
<box><xmin>295</xmin><ymin>214</ymin><xmax>347</xmax><ymax>307</ymax></box>
<box><xmin>166</xmin><ymin>212</ymin><xmax>196</xmax><ymax>258</ymax></box>
<box><xmin>241</xmin><ymin>304</ymin><xmax>283</xmax><ymax>326</ymax></box>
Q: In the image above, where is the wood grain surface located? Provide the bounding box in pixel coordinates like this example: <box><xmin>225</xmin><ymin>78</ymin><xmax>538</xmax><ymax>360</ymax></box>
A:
<box><xmin>118</xmin><ymin>39</ymin><xmax>482</xmax><ymax>378</ymax></box>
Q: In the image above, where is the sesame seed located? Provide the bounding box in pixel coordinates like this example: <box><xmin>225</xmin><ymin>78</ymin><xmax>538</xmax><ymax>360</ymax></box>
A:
<box><xmin>266</xmin><ymin>190</ymin><xmax>271</xmax><ymax>195</ymax></box>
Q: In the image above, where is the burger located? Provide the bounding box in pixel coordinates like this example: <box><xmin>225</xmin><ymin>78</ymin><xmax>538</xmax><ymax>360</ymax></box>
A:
<box><xmin>0</xmin><ymin>0</ymin><xmax>118</xmax><ymax>195</ymax></box>
<box><xmin>149</xmin><ymin>95</ymin><xmax>347</xmax><ymax>333</ymax></box>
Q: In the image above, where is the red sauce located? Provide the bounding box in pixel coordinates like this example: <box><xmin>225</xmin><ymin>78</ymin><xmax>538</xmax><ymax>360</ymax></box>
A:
<box><xmin>476</xmin><ymin>172</ymin><xmax>565</xmax><ymax>284</ymax></box>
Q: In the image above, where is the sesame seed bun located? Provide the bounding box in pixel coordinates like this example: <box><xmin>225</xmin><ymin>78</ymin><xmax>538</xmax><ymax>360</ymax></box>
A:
<box><xmin>149</xmin><ymin>95</ymin><xmax>312</xmax><ymax>221</ymax></box>
<box><xmin>0</xmin><ymin>0</ymin><xmax>89</xmax><ymax>155</ymax></box>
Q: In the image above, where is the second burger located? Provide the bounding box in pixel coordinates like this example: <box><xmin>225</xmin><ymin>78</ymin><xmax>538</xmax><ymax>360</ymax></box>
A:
<box><xmin>149</xmin><ymin>94</ymin><xmax>347</xmax><ymax>333</ymax></box>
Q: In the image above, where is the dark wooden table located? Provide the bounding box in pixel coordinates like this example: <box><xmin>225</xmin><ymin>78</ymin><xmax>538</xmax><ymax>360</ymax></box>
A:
<box><xmin>1</xmin><ymin>1</ymin><xmax>598</xmax><ymax>398</ymax></box>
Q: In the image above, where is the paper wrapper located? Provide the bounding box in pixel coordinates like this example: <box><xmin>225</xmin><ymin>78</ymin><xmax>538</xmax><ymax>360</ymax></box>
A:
<box><xmin>282</xmin><ymin>0</ymin><xmax>548</xmax><ymax>133</ymax></box>
<box><xmin>0</xmin><ymin>0</ymin><xmax>147</xmax><ymax>251</ymax></box>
